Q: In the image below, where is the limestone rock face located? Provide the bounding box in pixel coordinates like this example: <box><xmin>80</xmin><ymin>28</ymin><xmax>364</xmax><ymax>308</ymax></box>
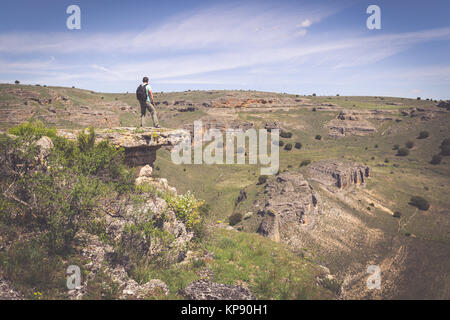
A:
<box><xmin>308</xmin><ymin>160</ymin><xmax>370</xmax><ymax>190</ymax></box>
<box><xmin>58</xmin><ymin>127</ymin><xmax>190</xmax><ymax>166</ymax></box>
<box><xmin>254</xmin><ymin>172</ymin><xmax>320</xmax><ymax>242</ymax></box>
<box><xmin>181</xmin><ymin>280</ymin><xmax>254</xmax><ymax>300</ymax></box>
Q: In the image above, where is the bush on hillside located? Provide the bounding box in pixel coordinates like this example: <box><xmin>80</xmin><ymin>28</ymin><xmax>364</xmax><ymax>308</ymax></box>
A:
<box><xmin>300</xmin><ymin>160</ymin><xmax>311</xmax><ymax>167</ymax></box>
<box><xmin>417</xmin><ymin>131</ymin><xmax>429</xmax><ymax>139</ymax></box>
<box><xmin>228</xmin><ymin>213</ymin><xmax>243</xmax><ymax>226</ymax></box>
<box><xmin>396</xmin><ymin>147</ymin><xmax>409</xmax><ymax>156</ymax></box>
<box><xmin>284</xmin><ymin>143</ymin><xmax>292</xmax><ymax>151</ymax></box>
<box><xmin>294</xmin><ymin>142</ymin><xmax>302</xmax><ymax>149</ymax></box>
<box><xmin>405</xmin><ymin>141</ymin><xmax>414</xmax><ymax>149</ymax></box>
<box><xmin>440</xmin><ymin>138</ymin><xmax>450</xmax><ymax>156</ymax></box>
<box><xmin>258</xmin><ymin>175</ymin><xmax>268</xmax><ymax>185</ymax></box>
<box><xmin>280</xmin><ymin>131</ymin><xmax>292</xmax><ymax>138</ymax></box>
<box><xmin>430</xmin><ymin>154</ymin><xmax>442</xmax><ymax>165</ymax></box>
<box><xmin>409</xmin><ymin>196</ymin><xmax>430</xmax><ymax>211</ymax></box>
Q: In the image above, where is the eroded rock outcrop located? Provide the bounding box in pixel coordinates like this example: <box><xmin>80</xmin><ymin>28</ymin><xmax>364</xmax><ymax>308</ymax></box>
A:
<box><xmin>253</xmin><ymin>172</ymin><xmax>320</xmax><ymax>242</ymax></box>
<box><xmin>308</xmin><ymin>160</ymin><xmax>370</xmax><ymax>190</ymax></box>
<box><xmin>327</xmin><ymin>115</ymin><xmax>377</xmax><ymax>138</ymax></box>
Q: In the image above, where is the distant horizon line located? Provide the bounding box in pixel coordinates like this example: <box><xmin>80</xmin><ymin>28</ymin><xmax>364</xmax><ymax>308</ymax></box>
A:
<box><xmin>1</xmin><ymin>82</ymin><xmax>448</xmax><ymax>101</ymax></box>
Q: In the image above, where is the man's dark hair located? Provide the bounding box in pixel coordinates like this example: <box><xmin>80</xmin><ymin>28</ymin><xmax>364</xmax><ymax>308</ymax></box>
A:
<box><xmin>142</xmin><ymin>77</ymin><xmax>149</xmax><ymax>83</ymax></box>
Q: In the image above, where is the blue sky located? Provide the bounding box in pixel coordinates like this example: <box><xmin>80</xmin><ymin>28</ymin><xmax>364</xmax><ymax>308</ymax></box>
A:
<box><xmin>0</xmin><ymin>0</ymin><xmax>449</xmax><ymax>99</ymax></box>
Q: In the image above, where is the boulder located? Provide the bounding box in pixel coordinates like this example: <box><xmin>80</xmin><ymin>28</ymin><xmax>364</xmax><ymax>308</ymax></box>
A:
<box><xmin>139</xmin><ymin>164</ymin><xmax>153</xmax><ymax>178</ymax></box>
<box><xmin>35</xmin><ymin>136</ymin><xmax>54</xmax><ymax>160</ymax></box>
<box><xmin>181</xmin><ymin>280</ymin><xmax>254</xmax><ymax>300</ymax></box>
<box><xmin>120</xmin><ymin>279</ymin><xmax>169</xmax><ymax>299</ymax></box>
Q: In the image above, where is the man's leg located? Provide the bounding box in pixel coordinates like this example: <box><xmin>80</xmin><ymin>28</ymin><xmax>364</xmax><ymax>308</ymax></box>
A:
<box><xmin>140</xmin><ymin>101</ymin><xmax>147</xmax><ymax>127</ymax></box>
<box><xmin>146</xmin><ymin>102</ymin><xmax>160</xmax><ymax>128</ymax></box>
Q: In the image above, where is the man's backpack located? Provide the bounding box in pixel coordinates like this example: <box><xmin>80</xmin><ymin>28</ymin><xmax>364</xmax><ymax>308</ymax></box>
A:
<box><xmin>136</xmin><ymin>84</ymin><xmax>147</xmax><ymax>103</ymax></box>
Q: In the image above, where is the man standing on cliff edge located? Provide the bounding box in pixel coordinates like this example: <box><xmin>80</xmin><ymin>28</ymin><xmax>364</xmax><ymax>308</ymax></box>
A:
<box><xmin>136</xmin><ymin>76</ymin><xmax>160</xmax><ymax>128</ymax></box>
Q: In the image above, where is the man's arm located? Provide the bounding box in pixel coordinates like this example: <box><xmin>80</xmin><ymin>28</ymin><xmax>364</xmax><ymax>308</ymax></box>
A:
<box><xmin>149</xmin><ymin>88</ymin><xmax>154</xmax><ymax>104</ymax></box>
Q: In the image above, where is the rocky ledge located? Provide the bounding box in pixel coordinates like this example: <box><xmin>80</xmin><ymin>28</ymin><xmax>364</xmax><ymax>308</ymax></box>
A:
<box><xmin>58</xmin><ymin>127</ymin><xmax>190</xmax><ymax>166</ymax></box>
<box><xmin>308</xmin><ymin>160</ymin><xmax>370</xmax><ymax>190</ymax></box>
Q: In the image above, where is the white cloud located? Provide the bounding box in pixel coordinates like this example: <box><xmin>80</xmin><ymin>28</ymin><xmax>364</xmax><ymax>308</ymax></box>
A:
<box><xmin>298</xmin><ymin>19</ymin><xmax>312</xmax><ymax>28</ymax></box>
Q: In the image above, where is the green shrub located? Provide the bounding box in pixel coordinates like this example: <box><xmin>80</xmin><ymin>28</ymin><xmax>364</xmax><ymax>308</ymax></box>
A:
<box><xmin>396</xmin><ymin>147</ymin><xmax>409</xmax><ymax>156</ymax></box>
<box><xmin>417</xmin><ymin>131</ymin><xmax>429</xmax><ymax>139</ymax></box>
<box><xmin>405</xmin><ymin>141</ymin><xmax>414</xmax><ymax>149</ymax></box>
<box><xmin>294</xmin><ymin>142</ymin><xmax>302</xmax><ymax>149</ymax></box>
<box><xmin>430</xmin><ymin>154</ymin><xmax>442</xmax><ymax>165</ymax></box>
<box><xmin>284</xmin><ymin>143</ymin><xmax>292</xmax><ymax>151</ymax></box>
<box><xmin>0</xmin><ymin>240</ymin><xmax>64</xmax><ymax>297</ymax></box>
<box><xmin>300</xmin><ymin>160</ymin><xmax>311</xmax><ymax>167</ymax></box>
<box><xmin>7</xmin><ymin>120</ymin><xmax>57</xmax><ymax>140</ymax></box>
<box><xmin>229</xmin><ymin>213</ymin><xmax>243</xmax><ymax>226</ymax></box>
<box><xmin>1</xmin><ymin>123</ymin><xmax>134</xmax><ymax>253</ymax></box>
<box><xmin>392</xmin><ymin>144</ymin><xmax>400</xmax><ymax>150</ymax></box>
<box><xmin>278</xmin><ymin>140</ymin><xmax>285</xmax><ymax>147</ymax></box>
<box><xmin>166</xmin><ymin>191</ymin><xmax>204</xmax><ymax>231</ymax></box>
<box><xmin>280</xmin><ymin>131</ymin><xmax>292</xmax><ymax>138</ymax></box>
<box><xmin>440</xmin><ymin>138</ymin><xmax>450</xmax><ymax>156</ymax></box>
<box><xmin>409</xmin><ymin>196</ymin><xmax>430</xmax><ymax>211</ymax></box>
<box><xmin>258</xmin><ymin>175</ymin><xmax>268</xmax><ymax>185</ymax></box>
<box><xmin>315</xmin><ymin>135</ymin><xmax>322</xmax><ymax>140</ymax></box>
<box><xmin>77</xmin><ymin>127</ymin><xmax>95</xmax><ymax>153</ymax></box>
<box><xmin>393</xmin><ymin>211</ymin><xmax>401</xmax><ymax>218</ymax></box>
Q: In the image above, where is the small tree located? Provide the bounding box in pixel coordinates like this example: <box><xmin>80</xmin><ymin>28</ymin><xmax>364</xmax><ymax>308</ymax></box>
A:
<box><xmin>315</xmin><ymin>135</ymin><xmax>322</xmax><ymax>140</ymax></box>
<box><xmin>280</xmin><ymin>131</ymin><xmax>292</xmax><ymax>138</ymax></box>
<box><xmin>409</xmin><ymin>196</ymin><xmax>430</xmax><ymax>211</ymax></box>
<box><xmin>229</xmin><ymin>213</ymin><xmax>243</xmax><ymax>226</ymax></box>
<box><xmin>14</xmin><ymin>80</ymin><xmax>20</xmax><ymax>84</ymax></box>
<box><xmin>440</xmin><ymin>138</ymin><xmax>450</xmax><ymax>156</ymax></box>
<box><xmin>417</xmin><ymin>131</ymin><xmax>429</xmax><ymax>139</ymax></box>
<box><xmin>397</xmin><ymin>147</ymin><xmax>409</xmax><ymax>156</ymax></box>
<box><xmin>430</xmin><ymin>154</ymin><xmax>442</xmax><ymax>165</ymax></box>
<box><xmin>294</xmin><ymin>142</ymin><xmax>302</xmax><ymax>149</ymax></box>
<box><xmin>405</xmin><ymin>141</ymin><xmax>414</xmax><ymax>149</ymax></box>
<box><xmin>300</xmin><ymin>160</ymin><xmax>311</xmax><ymax>167</ymax></box>
<box><xmin>284</xmin><ymin>143</ymin><xmax>292</xmax><ymax>151</ymax></box>
<box><xmin>258</xmin><ymin>175</ymin><xmax>268</xmax><ymax>185</ymax></box>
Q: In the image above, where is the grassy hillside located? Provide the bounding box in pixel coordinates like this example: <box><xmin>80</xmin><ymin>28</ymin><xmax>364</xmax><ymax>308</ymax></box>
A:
<box><xmin>1</xmin><ymin>83</ymin><xmax>449</xmax><ymax>299</ymax></box>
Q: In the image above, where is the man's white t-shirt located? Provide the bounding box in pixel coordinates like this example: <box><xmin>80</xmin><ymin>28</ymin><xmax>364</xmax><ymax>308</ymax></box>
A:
<box><xmin>145</xmin><ymin>84</ymin><xmax>152</xmax><ymax>103</ymax></box>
